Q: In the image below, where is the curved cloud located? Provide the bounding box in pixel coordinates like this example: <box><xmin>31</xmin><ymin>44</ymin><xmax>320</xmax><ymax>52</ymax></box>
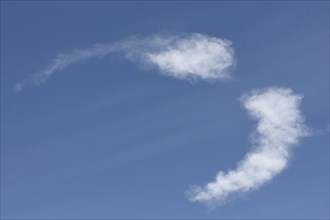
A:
<box><xmin>15</xmin><ymin>33</ymin><xmax>234</xmax><ymax>91</ymax></box>
<box><xmin>15</xmin><ymin>32</ymin><xmax>310</xmax><ymax>209</ymax></box>
<box><xmin>187</xmin><ymin>87</ymin><xmax>309</xmax><ymax>206</ymax></box>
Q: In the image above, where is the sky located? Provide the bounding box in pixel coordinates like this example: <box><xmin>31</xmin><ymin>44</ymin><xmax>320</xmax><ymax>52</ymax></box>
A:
<box><xmin>1</xmin><ymin>1</ymin><xmax>329</xmax><ymax>219</ymax></box>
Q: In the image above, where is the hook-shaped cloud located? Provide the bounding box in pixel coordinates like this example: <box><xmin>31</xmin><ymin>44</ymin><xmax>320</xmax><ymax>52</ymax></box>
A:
<box><xmin>15</xmin><ymin>33</ymin><xmax>235</xmax><ymax>91</ymax></box>
<box><xmin>14</xmin><ymin>33</ymin><xmax>310</xmax><ymax>209</ymax></box>
<box><xmin>187</xmin><ymin>87</ymin><xmax>309</xmax><ymax>207</ymax></box>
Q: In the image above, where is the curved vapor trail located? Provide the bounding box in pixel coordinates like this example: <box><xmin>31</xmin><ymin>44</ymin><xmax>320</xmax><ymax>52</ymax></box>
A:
<box><xmin>15</xmin><ymin>33</ymin><xmax>235</xmax><ymax>91</ymax></box>
<box><xmin>187</xmin><ymin>87</ymin><xmax>309</xmax><ymax>207</ymax></box>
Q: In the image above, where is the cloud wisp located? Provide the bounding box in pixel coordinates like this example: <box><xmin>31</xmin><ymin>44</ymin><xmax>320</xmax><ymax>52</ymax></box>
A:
<box><xmin>187</xmin><ymin>87</ymin><xmax>309</xmax><ymax>207</ymax></box>
<box><xmin>15</xmin><ymin>33</ymin><xmax>235</xmax><ymax>91</ymax></box>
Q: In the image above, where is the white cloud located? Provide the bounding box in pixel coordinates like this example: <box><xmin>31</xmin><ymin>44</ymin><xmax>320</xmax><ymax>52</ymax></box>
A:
<box><xmin>15</xmin><ymin>33</ymin><xmax>235</xmax><ymax>91</ymax></box>
<box><xmin>140</xmin><ymin>34</ymin><xmax>234</xmax><ymax>81</ymax></box>
<box><xmin>187</xmin><ymin>87</ymin><xmax>309</xmax><ymax>207</ymax></box>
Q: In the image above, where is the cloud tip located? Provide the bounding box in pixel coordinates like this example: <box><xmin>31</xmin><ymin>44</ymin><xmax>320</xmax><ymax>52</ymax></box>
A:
<box><xmin>14</xmin><ymin>83</ymin><xmax>24</xmax><ymax>92</ymax></box>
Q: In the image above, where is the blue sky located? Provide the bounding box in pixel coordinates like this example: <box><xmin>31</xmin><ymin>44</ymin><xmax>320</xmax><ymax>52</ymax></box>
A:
<box><xmin>1</xmin><ymin>1</ymin><xmax>329</xmax><ymax>219</ymax></box>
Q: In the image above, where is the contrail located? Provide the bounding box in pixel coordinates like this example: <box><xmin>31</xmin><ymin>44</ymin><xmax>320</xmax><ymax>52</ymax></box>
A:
<box><xmin>187</xmin><ymin>87</ymin><xmax>309</xmax><ymax>207</ymax></box>
<box><xmin>15</xmin><ymin>33</ymin><xmax>235</xmax><ymax>91</ymax></box>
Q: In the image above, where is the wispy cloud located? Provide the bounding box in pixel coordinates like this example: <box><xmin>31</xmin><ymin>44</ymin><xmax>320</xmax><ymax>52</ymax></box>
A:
<box><xmin>15</xmin><ymin>33</ymin><xmax>235</xmax><ymax>91</ymax></box>
<box><xmin>15</xmin><ymin>44</ymin><xmax>119</xmax><ymax>91</ymax></box>
<box><xmin>187</xmin><ymin>87</ymin><xmax>309</xmax><ymax>207</ymax></box>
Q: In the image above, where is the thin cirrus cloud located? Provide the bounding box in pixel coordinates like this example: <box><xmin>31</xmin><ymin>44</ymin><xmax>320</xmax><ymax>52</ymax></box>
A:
<box><xmin>187</xmin><ymin>87</ymin><xmax>309</xmax><ymax>207</ymax></box>
<box><xmin>15</xmin><ymin>33</ymin><xmax>235</xmax><ymax>91</ymax></box>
